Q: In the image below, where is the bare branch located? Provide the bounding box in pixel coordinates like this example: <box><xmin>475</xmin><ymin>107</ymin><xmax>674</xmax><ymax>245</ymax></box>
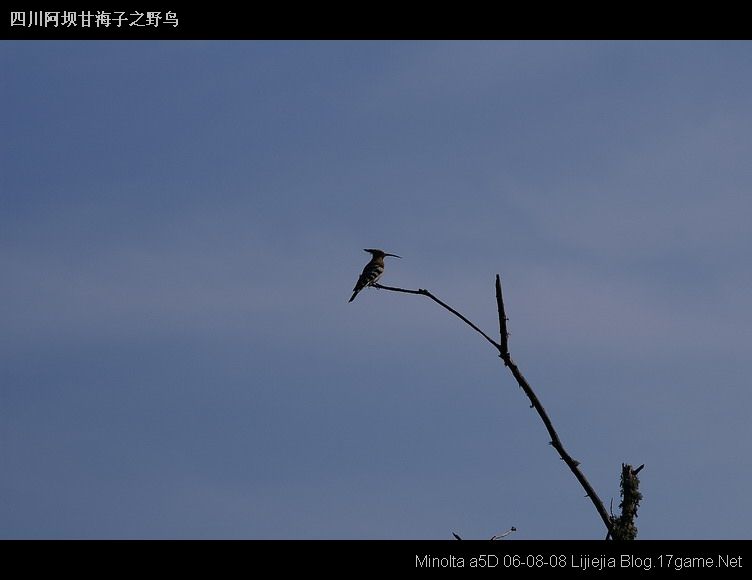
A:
<box><xmin>372</xmin><ymin>283</ymin><xmax>500</xmax><ymax>351</ymax></box>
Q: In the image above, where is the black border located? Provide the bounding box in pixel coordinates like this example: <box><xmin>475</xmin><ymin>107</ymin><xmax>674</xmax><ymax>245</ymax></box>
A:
<box><xmin>2</xmin><ymin>539</ymin><xmax>750</xmax><ymax>575</ymax></box>
<box><xmin>3</xmin><ymin>6</ymin><xmax>741</xmax><ymax>40</ymax></box>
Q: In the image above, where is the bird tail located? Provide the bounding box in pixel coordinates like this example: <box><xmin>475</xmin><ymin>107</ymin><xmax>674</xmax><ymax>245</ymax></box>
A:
<box><xmin>348</xmin><ymin>289</ymin><xmax>360</xmax><ymax>303</ymax></box>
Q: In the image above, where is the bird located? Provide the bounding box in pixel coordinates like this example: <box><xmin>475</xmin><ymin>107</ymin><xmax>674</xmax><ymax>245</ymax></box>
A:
<box><xmin>349</xmin><ymin>248</ymin><xmax>401</xmax><ymax>303</ymax></box>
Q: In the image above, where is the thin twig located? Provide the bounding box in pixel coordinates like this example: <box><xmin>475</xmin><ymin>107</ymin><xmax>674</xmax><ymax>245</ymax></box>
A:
<box><xmin>491</xmin><ymin>526</ymin><xmax>517</xmax><ymax>540</ymax></box>
<box><xmin>372</xmin><ymin>283</ymin><xmax>500</xmax><ymax>351</ymax></box>
<box><xmin>371</xmin><ymin>277</ymin><xmax>615</xmax><ymax>538</ymax></box>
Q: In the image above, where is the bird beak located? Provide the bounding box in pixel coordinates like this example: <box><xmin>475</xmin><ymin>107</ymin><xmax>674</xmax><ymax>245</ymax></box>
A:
<box><xmin>385</xmin><ymin>253</ymin><xmax>402</xmax><ymax>259</ymax></box>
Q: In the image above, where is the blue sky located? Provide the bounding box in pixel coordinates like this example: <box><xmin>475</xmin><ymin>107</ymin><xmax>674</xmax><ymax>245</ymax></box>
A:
<box><xmin>2</xmin><ymin>41</ymin><xmax>751</xmax><ymax>539</ymax></box>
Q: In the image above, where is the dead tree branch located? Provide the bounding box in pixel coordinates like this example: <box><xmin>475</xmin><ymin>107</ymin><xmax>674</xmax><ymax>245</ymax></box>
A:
<box><xmin>370</xmin><ymin>276</ymin><xmax>616</xmax><ymax>538</ymax></box>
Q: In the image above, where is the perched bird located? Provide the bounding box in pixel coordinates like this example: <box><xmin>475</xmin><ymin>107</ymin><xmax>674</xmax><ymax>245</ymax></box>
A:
<box><xmin>349</xmin><ymin>248</ymin><xmax>401</xmax><ymax>303</ymax></box>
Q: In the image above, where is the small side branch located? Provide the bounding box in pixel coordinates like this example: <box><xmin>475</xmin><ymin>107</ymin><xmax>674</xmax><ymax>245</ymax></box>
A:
<box><xmin>491</xmin><ymin>526</ymin><xmax>517</xmax><ymax>540</ymax></box>
<box><xmin>372</xmin><ymin>283</ymin><xmax>500</xmax><ymax>351</ymax></box>
<box><xmin>452</xmin><ymin>526</ymin><xmax>517</xmax><ymax>540</ymax></box>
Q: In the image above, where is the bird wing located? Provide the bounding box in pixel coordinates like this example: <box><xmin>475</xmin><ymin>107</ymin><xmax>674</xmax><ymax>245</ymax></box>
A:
<box><xmin>353</xmin><ymin>263</ymin><xmax>383</xmax><ymax>292</ymax></box>
<box><xmin>349</xmin><ymin>263</ymin><xmax>384</xmax><ymax>302</ymax></box>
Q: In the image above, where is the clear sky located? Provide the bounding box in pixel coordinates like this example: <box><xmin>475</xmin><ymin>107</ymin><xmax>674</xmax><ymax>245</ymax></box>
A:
<box><xmin>2</xmin><ymin>41</ymin><xmax>751</xmax><ymax>539</ymax></box>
